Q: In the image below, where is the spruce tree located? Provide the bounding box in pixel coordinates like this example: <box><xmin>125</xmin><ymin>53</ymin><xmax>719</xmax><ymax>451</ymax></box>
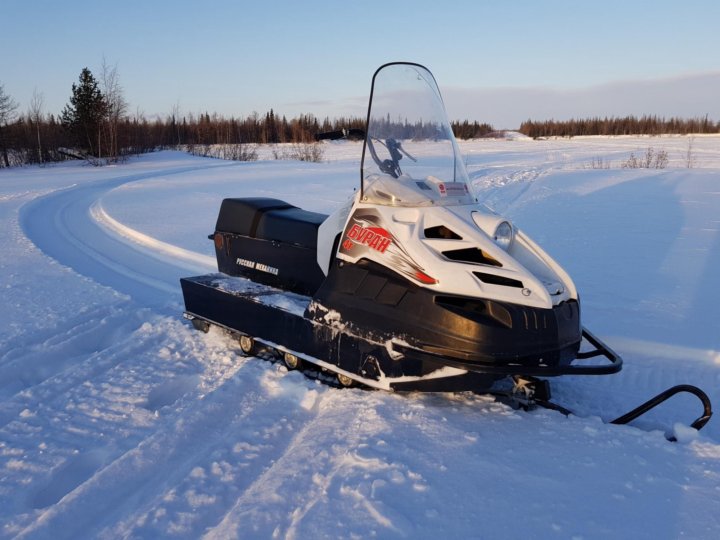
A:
<box><xmin>61</xmin><ymin>68</ymin><xmax>107</xmax><ymax>157</ymax></box>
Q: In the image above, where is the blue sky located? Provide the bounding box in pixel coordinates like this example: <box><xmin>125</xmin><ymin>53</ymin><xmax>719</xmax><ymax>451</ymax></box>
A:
<box><xmin>2</xmin><ymin>0</ymin><xmax>719</xmax><ymax>128</ymax></box>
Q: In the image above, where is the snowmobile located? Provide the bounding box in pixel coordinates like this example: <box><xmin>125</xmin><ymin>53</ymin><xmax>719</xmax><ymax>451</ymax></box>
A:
<box><xmin>181</xmin><ymin>62</ymin><xmax>711</xmax><ymax>435</ymax></box>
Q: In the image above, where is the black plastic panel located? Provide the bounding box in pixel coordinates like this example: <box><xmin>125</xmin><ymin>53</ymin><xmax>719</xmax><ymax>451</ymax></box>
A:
<box><xmin>256</xmin><ymin>207</ymin><xmax>327</xmax><ymax>249</ymax></box>
<box><xmin>215</xmin><ymin>198</ymin><xmax>293</xmax><ymax>236</ymax></box>
<box><xmin>215</xmin><ymin>197</ymin><xmax>327</xmax><ymax>249</ymax></box>
<box><xmin>215</xmin><ymin>234</ymin><xmax>325</xmax><ymax>296</ymax></box>
<box><xmin>211</xmin><ymin>197</ymin><xmax>328</xmax><ymax>295</ymax></box>
<box><xmin>311</xmin><ymin>259</ymin><xmax>582</xmax><ymax>367</ymax></box>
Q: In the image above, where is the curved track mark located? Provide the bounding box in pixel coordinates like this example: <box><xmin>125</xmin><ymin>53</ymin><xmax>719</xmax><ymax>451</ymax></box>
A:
<box><xmin>19</xmin><ymin>164</ymin><xmax>227</xmax><ymax>308</ymax></box>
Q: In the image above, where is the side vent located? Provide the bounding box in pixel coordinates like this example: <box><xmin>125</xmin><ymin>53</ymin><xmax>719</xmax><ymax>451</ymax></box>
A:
<box><xmin>424</xmin><ymin>226</ymin><xmax>462</xmax><ymax>240</ymax></box>
<box><xmin>473</xmin><ymin>271</ymin><xmax>524</xmax><ymax>288</ymax></box>
<box><xmin>435</xmin><ymin>295</ymin><xmax>487</xmax><ymax>314</ymax></box>
<box><xmin>443</xmin><ymin>248</ymin><xmax>502</xmax><ymax>267</ymax></box>
<box><xmin>435</xmin><ymin>296</ymin><xmax>512</xmax><ymax>328</ymax></box>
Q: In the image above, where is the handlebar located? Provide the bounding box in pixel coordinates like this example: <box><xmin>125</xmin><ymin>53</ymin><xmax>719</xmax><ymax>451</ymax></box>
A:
<box><xmin>366</xmin><ymin>137</ymin><xmax>416</xmax><ymax>178</ymax></box>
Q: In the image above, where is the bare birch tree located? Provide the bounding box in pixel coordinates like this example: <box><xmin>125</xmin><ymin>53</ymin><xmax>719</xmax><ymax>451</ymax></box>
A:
<box><xmin>101</xmin><ymin>58</ymin><xmax>128</xmax><ymax>161</ymax></box>
<box><xmin>171</xmin><ymin>102</ymin><xmax>182</xmax><ymax>145</ymax></box>
<box><xmin>29</xmin><ymin>89</ymin><xmax>44</xmax><ymax>164</ymax></box>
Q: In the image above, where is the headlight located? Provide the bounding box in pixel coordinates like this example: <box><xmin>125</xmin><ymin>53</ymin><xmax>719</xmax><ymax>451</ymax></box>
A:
<box><xmin>493</xmin><ymin>221</ymin><xmax>514</xmax><ymax>250</ymax></box>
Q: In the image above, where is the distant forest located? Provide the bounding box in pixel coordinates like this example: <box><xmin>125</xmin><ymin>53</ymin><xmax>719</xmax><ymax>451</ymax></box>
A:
<box><xmin>0</xmin><ymin>66</ymin><xmax>718</xmax><ymax>168</ymax></box>
<box><xmin>0</xmin><ymin>106</ymin><xmax>496</xmax><ymax>167</ymax></box>
<box><xmin>519</xmin><ymin>115</ymin><xmax>720</xmax><ymax>139</ymax></box>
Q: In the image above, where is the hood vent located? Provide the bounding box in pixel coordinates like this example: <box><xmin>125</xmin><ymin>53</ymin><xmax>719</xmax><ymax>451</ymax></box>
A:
<box><xmin>473</xmin><ymin>271</ymin><xmax>523</xmax><ymax>288</ymax></box>
<box><xmin>443</xmin><ymin>248</ymin><xmax>502</xmax><ymax>267</ymax></box>
<box><xmin>424</xmin><ymin>225</ymin><xmax>462</xmax><ymax>240</ymax></box>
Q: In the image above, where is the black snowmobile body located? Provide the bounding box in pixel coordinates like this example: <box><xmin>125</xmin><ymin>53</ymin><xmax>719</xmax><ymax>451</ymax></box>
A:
<box><xmin>181</xmin><ymin>196</ymin><xmax>616</xmax><ymax>392</ymax></box>
<box><xmin>180</xmin><ymin>62</ymin><xmax>711</xmax><ymax>433</ymax></box>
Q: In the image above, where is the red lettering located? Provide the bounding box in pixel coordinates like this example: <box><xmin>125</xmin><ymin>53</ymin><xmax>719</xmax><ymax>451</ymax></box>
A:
<box><xmin>344</xmin><ymin>222</ymin><xmax>393</xmax><ymax>253</ymax></box>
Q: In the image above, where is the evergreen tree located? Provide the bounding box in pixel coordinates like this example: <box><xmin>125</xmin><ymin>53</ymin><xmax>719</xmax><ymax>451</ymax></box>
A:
<box><xmin>61</xmin><ymin>68</ymin><xmax>107</xmax><ymax>157</ymax></box>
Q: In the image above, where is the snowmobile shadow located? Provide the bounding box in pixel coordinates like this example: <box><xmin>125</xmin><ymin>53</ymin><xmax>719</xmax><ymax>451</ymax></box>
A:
<box><xmin>508</xmin><ymin>170</ymin><xmax>719</xmax><ymax>438</ymax></box>
<box><xmin>684</xmin><ymin>172</ymin><xmax>720</xmax><ymax>352</ymax></box>
<box><xmin>510</xmin><ymin>170</ymin><xmax>697</xmax><ymax>345</ymax></box>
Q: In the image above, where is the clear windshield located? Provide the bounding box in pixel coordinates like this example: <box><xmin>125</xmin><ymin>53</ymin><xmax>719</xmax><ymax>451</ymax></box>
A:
<box><xmin>361</xmin><ymin>63</ymin><xmax>475</xmax><ymax>207</ymax></box>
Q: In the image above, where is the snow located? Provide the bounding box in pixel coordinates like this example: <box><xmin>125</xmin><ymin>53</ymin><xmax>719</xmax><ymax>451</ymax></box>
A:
<box><xmin>208</xmin><ymin>274</ymin><xmax>310</xmax><ymax>318</ymax></box>
<box><xmin>1</xmin><ymin>136</ymin><xmax>720</xmax><ymax>539</ymax></box>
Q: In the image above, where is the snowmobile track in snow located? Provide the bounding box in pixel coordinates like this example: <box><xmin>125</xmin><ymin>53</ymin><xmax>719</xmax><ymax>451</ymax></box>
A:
<box><xmin>16</xmin><ymin>360</ymin><xmax>332</xmax><ymax>540</ymax></box>
<box><xmin>19</xmin><ymin>163</ymin><xmax>232</xmax><ymax>308</ymax></box>
<box><xmin>0</xmin><ymin>306</ymin><xmax>145</xmax><ymax>430</ymax></box>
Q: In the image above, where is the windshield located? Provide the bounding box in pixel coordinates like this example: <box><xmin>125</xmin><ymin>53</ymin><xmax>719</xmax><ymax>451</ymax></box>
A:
<box><xmin>361</xmin><ymin>63</ymin><xmax>475</xmax><ymax>207</ymax></box>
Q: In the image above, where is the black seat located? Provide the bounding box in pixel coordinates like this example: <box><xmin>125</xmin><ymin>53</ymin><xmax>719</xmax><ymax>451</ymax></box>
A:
<box><xmin>215</xmin><ymin>198</ymin><xmax>294</xmax><ymax>237</ymax></box>
<box><xmin>215</xmin><ymin>197</ymin><xmax>327</xmax><ymax>249</ymax></box>
<box><xmin>257</xmin><ymin>207</ymin><xmax>326</xmax><ymax>249</ymax></box>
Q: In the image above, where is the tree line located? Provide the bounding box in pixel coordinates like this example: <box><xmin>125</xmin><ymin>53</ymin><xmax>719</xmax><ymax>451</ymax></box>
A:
<box><xmin>1</xmin><ymin>74</ymin><xmax>494</xmax><ymax>168</ymax></box>
<box><xmin>519</xmin><ymin>115</ymin><xmax>720</xmax><ymax>139</ymax></box>
<box><xmin>0</xmin><ymin>64</ymin><xmax>497</xmax><ymax>168</ymax></box>
<box><xmin>2</xmin><ymin>65</ymin><xmax>719</xmax><ymax>168</ymax></box>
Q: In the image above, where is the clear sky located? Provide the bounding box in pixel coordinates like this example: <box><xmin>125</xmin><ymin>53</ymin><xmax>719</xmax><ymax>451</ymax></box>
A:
<box><xmin>2</xmin><ymin>0</ymin><xmax>720</xmax><ymax>128</ymax></box>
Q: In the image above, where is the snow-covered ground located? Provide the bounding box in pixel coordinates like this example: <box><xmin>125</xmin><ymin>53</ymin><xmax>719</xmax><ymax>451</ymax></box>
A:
<box><xmin>1</xmin><ymin>136</ymin><xmax>719</xmax><ymax>539</ymax></box>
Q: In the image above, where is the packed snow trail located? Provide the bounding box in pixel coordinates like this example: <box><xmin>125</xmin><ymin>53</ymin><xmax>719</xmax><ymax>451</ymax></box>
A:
<box><xmin>2</xmin><ymin>143</ymin><xmax>720</xmax><ymax>539</ymax></box>
<box><xmin>19</xmin><ymin>164</ymin><xmax>223</xmax><ymax>308</ymax></box>
<box><xmin>14</xmin><ymin>357</ymin><xmax>324</xmax><ymax>539</ymax></box>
